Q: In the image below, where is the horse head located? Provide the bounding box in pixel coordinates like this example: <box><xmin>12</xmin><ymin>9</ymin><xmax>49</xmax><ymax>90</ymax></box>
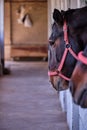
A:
<box><xmin>48</xmin><ymin>9</ymin><xmax>80</xmax><ymax>91</ymax></box>
<box><xmin>70</xmin><ymin>46</ymin><xmax>87</xmax><ymax>108</ymax></box>
<box><xmin>65</xmin><ymin>6</ymin><xmax>87</xmax><ymax>108</ymax></box>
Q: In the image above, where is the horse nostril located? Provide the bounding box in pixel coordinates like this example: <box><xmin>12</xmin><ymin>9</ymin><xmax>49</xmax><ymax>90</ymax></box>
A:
<box><xmin>57</xmin><ymin>80</ymin><xmax>61</xmax><ymax>91</ymax></box>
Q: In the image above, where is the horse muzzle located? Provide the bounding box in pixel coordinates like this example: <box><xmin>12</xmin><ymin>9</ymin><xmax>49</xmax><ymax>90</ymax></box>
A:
<box><xmin>49</xmin><ymin>75</ymin><xmax>68</xmax><ymax>91</ymax></box>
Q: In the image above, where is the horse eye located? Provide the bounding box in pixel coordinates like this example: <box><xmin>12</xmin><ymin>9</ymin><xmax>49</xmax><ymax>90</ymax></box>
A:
<box><xmin>49</xmin><ymin>39</ymin><xmax>55</xmax><ymax>46</ymax></box>
<box><xmin>50</xmin><ymin>41</ymin><xmax>55</xmax><ymax>46</ymax></box>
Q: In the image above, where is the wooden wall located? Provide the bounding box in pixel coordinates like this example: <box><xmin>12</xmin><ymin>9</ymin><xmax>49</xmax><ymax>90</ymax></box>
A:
<box><xmin>4</xmin><ymin>2</ymin><xmax>11</xmax><ymax>60</ymax></box>
<box><xmin>4</xmin><ymin>0</ymin><xmax>48</xmax><ymax>60</ymax></box>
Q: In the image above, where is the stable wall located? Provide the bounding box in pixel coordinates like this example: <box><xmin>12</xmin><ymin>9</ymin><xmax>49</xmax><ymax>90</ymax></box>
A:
<box><xmin>5</xmin><ymin>0</ymin><xmax>48</xmax><ymax>60</ymax></box>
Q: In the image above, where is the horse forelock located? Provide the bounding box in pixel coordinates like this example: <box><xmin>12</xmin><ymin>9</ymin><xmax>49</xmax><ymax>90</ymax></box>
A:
<box><xmin>65</xmin><ymin>6</ymin><xmax>87</xmax><ymax>29</ymax></box>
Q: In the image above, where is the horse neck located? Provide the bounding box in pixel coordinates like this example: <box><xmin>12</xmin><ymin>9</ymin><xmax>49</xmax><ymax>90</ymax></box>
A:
<box><xmin>83</xmin><ymin>45</ymin><xmax>87</xmax><ymax>57</ymax></box>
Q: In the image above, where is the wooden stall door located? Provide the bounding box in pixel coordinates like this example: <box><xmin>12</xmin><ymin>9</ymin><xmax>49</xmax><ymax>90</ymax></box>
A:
<box><xmin>11</xmin><ymin>1</ymin><xmax>48</xmax><ymax>58</ymax></box>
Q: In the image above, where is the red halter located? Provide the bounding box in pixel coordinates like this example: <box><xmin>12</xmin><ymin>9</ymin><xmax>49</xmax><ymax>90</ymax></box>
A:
<box><xmin>48</xmin><ymin>21</ymin><xmax>85</xmax><ymax>81</ymax></box>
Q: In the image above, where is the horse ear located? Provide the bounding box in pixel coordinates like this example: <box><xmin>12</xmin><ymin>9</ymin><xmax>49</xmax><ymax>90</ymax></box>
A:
<box><xmin>61</xmin><ymin>10</ymin><xmax>65</xmax><ymax>18</ymax></box>
<box><xmin>53</xmin><ymin>9</ymin><xmax>63</xmax><ymax>25</ymax></box>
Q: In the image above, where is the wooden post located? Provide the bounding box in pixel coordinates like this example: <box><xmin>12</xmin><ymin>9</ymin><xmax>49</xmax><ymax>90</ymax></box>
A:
<box><xmin>48</xmin><ymin>0</ymin><xmax>52</xmax><ymax>38</ymax></box>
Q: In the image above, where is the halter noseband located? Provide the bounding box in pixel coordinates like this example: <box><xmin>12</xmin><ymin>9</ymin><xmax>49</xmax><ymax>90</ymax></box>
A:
<box><xmin>48</xmin><ymin>20</ymin><xmax>87</xmax><ymax>81</ymax></box>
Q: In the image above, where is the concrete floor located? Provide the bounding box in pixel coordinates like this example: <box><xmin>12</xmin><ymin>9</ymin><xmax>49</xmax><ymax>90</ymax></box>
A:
<box><xmin>0</xmin><ymin>61</ymin><xmax>69</xmax><ymax>130</ymax></box>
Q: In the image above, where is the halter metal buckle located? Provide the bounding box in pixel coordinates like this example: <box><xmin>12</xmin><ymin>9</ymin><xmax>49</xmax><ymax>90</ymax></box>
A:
<box><xmin>66</xmin><ymin>43</ymin><xmax>71</xmax><ymax>48</ymax></box>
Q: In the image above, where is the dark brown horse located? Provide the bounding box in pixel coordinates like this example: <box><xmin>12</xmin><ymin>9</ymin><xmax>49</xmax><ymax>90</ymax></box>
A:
<box><xmin>70</xmin><ymin>46</ymin><xmax>87</xmax><ymax>108</ymax></box>
<box><xmin>48</xmin><ymin>8</ymin><xmax>81</xmax><ymax>91</ymax></box>
<box><xmin>48</xmin><ymin>6</ymin><xmax>87</xmax><ymax>108</ymax></box>
<box><xmin>48</xmin><ymin>22</ymin><xmax>80</xmax><ymax>91</ymax></box>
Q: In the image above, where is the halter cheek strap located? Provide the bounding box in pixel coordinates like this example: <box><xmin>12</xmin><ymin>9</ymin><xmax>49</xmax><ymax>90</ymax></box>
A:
<box><xmin>48</xmin><ymin>21</ymin><xmax>87</xmax><ymax>81</ymax></box>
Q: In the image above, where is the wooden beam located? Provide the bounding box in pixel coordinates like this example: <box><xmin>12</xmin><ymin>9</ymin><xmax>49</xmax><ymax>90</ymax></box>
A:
<box><xmin>5</xmin><ymin>0</ymin><xmax>47</xmax><ymax>3</ymax></box>
<box><xmin>11</xmin><ymin>45</ymin><xmax>47</xmax><ymax>57</ymax></box>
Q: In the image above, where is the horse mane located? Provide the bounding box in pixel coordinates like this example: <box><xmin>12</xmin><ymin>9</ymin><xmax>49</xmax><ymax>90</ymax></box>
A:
<box><xmin>65</xmin><ymin>6</ymin><xmax>87</xmax><ymax>29</ymax></box>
